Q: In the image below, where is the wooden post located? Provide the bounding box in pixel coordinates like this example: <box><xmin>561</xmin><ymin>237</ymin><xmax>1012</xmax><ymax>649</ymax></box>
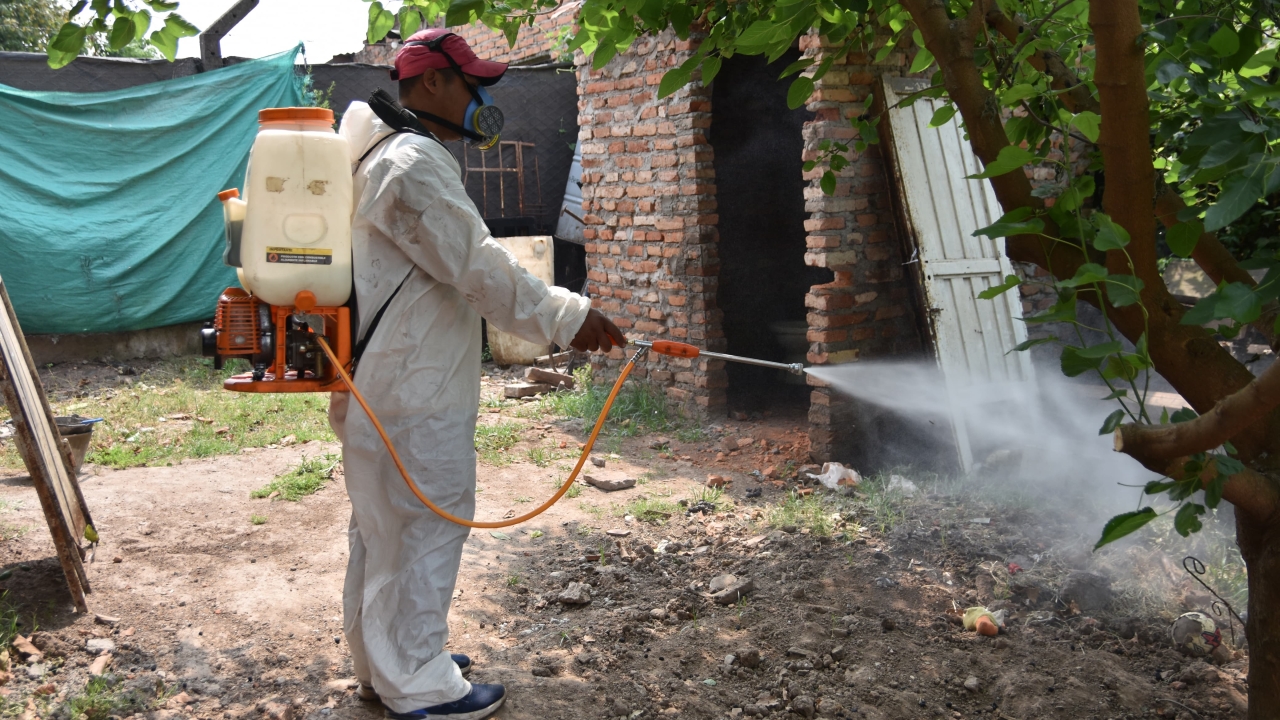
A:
<box><xmin>0</xmin><ymin>277</ymin><xmax>91</xmax><ymax>612</ymax></box>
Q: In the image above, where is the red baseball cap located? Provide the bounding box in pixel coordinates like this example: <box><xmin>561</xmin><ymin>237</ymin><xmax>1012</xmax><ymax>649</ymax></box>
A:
<box><xmin>392</xmin><ymin>29</ymin><xmax>508</xmax><ymax>86</ymax></box>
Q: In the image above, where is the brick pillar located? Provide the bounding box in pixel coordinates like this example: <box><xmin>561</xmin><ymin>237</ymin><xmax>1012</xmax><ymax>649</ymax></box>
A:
<box><xmin>799</xmin><ymin>34</ymin><xmax>925</xmax><ymax>463</ymax></box>
<box><xmin>577</xmin><ymin>31</ymin><xmax>727</xmax><ymax>413</ymax></box>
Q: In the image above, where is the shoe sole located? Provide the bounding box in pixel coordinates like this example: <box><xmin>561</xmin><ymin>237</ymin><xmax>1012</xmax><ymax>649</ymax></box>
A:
<box><xmin>384</xmin><ymin>695</ymin><xmax>504</xmax><ymax>720</ymax></box>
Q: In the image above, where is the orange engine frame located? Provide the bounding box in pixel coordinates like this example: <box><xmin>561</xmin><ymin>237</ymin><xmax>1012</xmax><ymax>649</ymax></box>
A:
<box><xmin>205</xmin><ymin>288</ymin><xmax>352</xmax><ymax>394</ymax></box>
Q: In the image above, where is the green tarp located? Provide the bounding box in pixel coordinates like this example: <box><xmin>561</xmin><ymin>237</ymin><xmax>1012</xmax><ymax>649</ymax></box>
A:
<box><xmin>0</xmin><ymin>46</ymin><xmax>305</xmax><ymax>335</ymax></box>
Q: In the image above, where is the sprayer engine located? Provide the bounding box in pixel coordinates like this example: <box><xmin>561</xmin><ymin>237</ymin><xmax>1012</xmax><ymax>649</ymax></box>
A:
<box><xmin>201</xmin><ymin>288</ymin><xmax>351</xmax><ymax>393</ymax></box>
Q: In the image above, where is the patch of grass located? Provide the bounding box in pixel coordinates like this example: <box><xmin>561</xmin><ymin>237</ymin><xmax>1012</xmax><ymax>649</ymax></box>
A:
<box><xmin>56</xmin><ymin>675</ymin><xmax>165</xmax><ymax>720</ymax></box>
<box><xmin>576</xmin><ymin>524</ymin><xmax>593</xmax><ymax>536</ymax></box>
<box><xmin>567</xmin><ymin>483</ymin><xmax>581</xmax><ymax>498</ymax></box>
<box><xmin>526</xmin><ymin>445</ymin><xmax>567</xmax><ymax>468</ymax></box>
<box><xmin>0</xmin><ymin>357</ymin><xmax>337</xmax><ymax>471</ymax></box>
<box><xmin>621</xmin><ymin>496</ymin><xmax>680</xmax><ymax>525</ymax></box>
<box><xmin>688</xmin><ymin>486</ymin><xmax>732</xmax><ymax>512</ymax></box>
<box><xmin>676</xmin><ymin>426</ymin><xmax>707</xmax><ymax>443</ymax></box>
<box><xmin>0</xmin><ymin>591</ymin><xmax>23</xmax><ymax>649</ymax></box>
<box><xmin>250</xmin><ymin>514</ymin><xmax>267</xmax><ymax>525</ymax></box>
<box><xmin>514</xmin><ymin>496</ymin><xmax>532</xmax><ymax>504</ymax></box>
<box><xmin>768</xmin><ymin>491</ymin><xmax>835</xmax><ymax>537</ymax></box>
<box><xmin>538</xmin><ymin>366</ymin><xmax>677</xmax><ymax>436</ymax></box>
<box><xmin>579</xmin><ymin>502</ymin><xmax>603</xmax><ymax>519</ymax></box>
<box><xmin>506</xmin><ymin>574</ymin><xmax>521</xmax><ymax>587</ymax></box>
<box><xmin>475</xmin><ymin>422</ymin><xmax>522</xmax><ymax>466</ymax></box>
<box><xmin>251</xmin><ymin>454</ymin><xmax>339</xmax><ymax>501</ymax></box>
<box><xmin>530</xmin><ymin>529</ymin><xmax>544</xmax><ymax>539</ymax></box>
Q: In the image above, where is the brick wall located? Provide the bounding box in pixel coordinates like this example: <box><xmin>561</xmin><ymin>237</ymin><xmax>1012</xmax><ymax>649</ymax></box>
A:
<box><xmin>799</xmin><ymin>33</ymin><xmax>926</xmax><ymax>462</ymax></box>
<box><xmin>453</xmin><ymin>9</ymin><xmax>577</xmax><ymax>64</ymax></box>
<box><xmin>575</xmin><ymin>30</ymin><xmax>728</xmax><ymax>412</ymax></box>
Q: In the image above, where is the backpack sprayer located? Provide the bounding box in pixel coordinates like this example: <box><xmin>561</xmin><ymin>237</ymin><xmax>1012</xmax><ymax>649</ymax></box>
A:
<box><xmin>200</xmin><ymin>106</ymin><xmax>805</xmax><ymax>529</ymax></box>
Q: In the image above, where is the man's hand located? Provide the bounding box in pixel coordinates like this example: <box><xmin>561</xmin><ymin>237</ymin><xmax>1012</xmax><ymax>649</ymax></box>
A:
<box><xmin>570</xmin><ymin>309</ymin><xmax>625</xmax><ymax>353</ymax></box>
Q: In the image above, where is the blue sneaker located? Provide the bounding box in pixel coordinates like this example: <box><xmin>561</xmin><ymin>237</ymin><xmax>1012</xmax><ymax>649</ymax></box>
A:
<box><xmin>385</xmin><ymin>683</ymin><xmax>506</xmax><ymax>720</ymax></box>
<box><xmin>357</xmin><ymin>655</ymin><xmax>474</xmax><ymax>701</ymax></box>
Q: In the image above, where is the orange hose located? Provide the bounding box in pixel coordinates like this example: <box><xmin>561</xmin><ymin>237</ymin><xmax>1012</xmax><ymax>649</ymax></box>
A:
<box><xmin>316</xmin><ymin>335</ymin><xmax>636</xmax><ymax>528</ymax></box>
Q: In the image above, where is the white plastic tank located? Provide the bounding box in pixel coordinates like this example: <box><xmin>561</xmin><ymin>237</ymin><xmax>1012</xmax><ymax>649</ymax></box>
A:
<box><xmin>238</xmin><ymin>107</ymin><xmax>352</xmax><ymax>307</ymax></box>
<box><xmin>488</xmin><ymin>236</ymin><xmax>554</xmax><ymax>366</ymax></box>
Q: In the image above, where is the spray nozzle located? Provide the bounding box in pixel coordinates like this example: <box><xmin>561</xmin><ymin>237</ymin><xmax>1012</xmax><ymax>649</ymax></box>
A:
<box><xmin>632</xmin><ymin>340</ymin><xmax>806</xmax><ymax>375</ymax></box>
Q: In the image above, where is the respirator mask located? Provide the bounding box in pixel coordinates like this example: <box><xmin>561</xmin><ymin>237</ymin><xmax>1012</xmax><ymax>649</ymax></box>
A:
<box><xmin>400</xmin><ymin>33</ymin><xmax>504</xmax><ymax>151</ymax></box>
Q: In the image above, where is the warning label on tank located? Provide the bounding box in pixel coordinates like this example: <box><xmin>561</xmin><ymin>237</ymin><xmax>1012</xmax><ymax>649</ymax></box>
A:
<box><xmin>265</xmin><ymin>247</ymin><xmax>332</xmax><ymax>265</ymax></box>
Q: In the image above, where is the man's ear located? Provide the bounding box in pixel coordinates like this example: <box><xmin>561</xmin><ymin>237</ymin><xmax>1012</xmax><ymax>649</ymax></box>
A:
<box><xmin>419</xmin><ymin>68</ymin><xmax>443</xmax><ymax>96</ymax></box>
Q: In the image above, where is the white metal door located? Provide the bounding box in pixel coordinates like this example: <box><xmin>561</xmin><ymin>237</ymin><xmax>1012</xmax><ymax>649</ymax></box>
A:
<box><xmin>882</xmin><ymin>77</ymin><xmax>1035</xmax><ymax>472</ymax></box>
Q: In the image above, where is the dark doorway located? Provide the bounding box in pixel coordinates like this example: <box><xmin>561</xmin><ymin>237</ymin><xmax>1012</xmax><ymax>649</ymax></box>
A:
<box><xmin>711</xmin><ymin>51</ymin><xmax>828</xmax><ymax>416</ymax></box>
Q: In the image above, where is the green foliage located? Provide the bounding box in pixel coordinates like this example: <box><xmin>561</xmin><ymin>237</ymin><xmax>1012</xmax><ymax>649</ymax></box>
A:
<box><xmin>58</xmin><ymin>675</ymin><xmax>163</xmax><ymax>720</ymax></box>
<box><xmin>0</xmin><ymin>0</ymin><xmax>64</xmax><ymax>52</ymax></box>
<box><xmin>538</xmin><ymin>365</ymin><xmax>679</xmax><ymax>436</ymax></box>
<box><xmin>768</xmin><ymin>491</ymin><xmax>835</xmax><ymax>537</ymax></box>
<box><xmin>250</xmin><ymin>513</ymin><xmax>267</xmax><ymax>525</ymax></box>
<box><xmin>620</xmin><ymin>495</ymin><xmax>679</xmax><ymax>525</ymax></box>
<box><xmin>474</xmin><ymin>421</ymin><xmax>522</xmax><ymax>465</ymax></box>
<box><xmin>251</xmin><ymin>453</ymin><xmax>339</xmax><ymax>501</ymax></box>
<box><xmin>0</xmin><ymin>358</ymin><xmax>336</xmax><ymax>472</ymax></box>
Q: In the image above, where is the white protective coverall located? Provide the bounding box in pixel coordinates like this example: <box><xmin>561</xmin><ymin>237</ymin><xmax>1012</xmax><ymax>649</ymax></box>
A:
<box><xmin>328</xmin><ymin>101</ymin><xmax>592</xmax><ymax>712</ymax></box>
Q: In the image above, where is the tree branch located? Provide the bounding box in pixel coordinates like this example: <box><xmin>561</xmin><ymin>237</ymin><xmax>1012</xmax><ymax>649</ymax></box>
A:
<box><xmin>1117</xmin><ymin>358</ymin><xmax>1280</xmax><ymax>461</ymax></box>
<box><xmin>1154</xmin><ymin>185</ymin><xmax>1258</xmax><ymax>288</ymax></box>
<box><xmin>986</xmin><ymin>6</ymin><xmax>1099</xmax><ymax>115</ymax></box>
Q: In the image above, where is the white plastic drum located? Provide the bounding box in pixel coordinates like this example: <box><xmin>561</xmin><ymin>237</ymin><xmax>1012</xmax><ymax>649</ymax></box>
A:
<box><xmin>239</xmin><ymin>107</ymin><xmax>352</xmax><ymax>307</ymax></box>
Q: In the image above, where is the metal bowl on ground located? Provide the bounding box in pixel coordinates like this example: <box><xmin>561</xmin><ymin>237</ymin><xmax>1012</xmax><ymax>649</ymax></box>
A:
<box><xmin>53</xmin><ymin>416</ymin><xmax>95</xmax><ymax>475</ymax></box>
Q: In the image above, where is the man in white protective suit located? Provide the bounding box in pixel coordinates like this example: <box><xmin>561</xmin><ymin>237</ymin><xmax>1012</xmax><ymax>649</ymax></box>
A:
<box><xmin>329</xmin><ymin>29</ymin><xmax>624</xmax><ymax>720</ymax></box>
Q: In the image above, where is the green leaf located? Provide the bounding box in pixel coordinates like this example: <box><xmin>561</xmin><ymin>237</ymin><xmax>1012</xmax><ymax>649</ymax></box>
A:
<box><xmin>1215</xmin><ymin>454</ymin><xmax>1244</xmax><ymax>476</ymax></box>
<box><xmin>142</xmin><ymin>0</ymin><xmax>178</xmax><ymax>10</ymax></box>
<box><xmin>1107</xmin><ymin>274</ymin><xmax>1145</xmax><ymax>307</ymax></box>
<box><xmin>1219</xmin><ymin>282</ymin><xmax>1263</xmax><ymax>323</ymax></box>
<box><xmin>1093</xmin><ymin>213</ymin><xmax>1131</xmax><ymax>251</ymax></box>
<box><xmin>490</xmin><ymin>530</ymin><xmax>510</xmax><ymax>540</ymax></box>
<box><xmin>1205</xmin><ymin>171</ymin><xmax>1265</xmax><ymax>232</ymax></box>
<box><xmin>442</xmin><ymin>0</ymin><xmax>481</xmax><ymax>31</ymax></box>
<box><xmin>1057</xmin><ymin>262</ymin><xmax>1109</xmax><ymax>288</ymax></box>
<box><xmin>1060</xmin><ymin>343</ymin><xmax>1118</xmax><ymax>377</ymax></box>
<box><xmin>820</xmin><ymin>171</ymin><xmax>836</xmax><ymax>196</ymax></box>
<box><xmin>1010</xmin><ymin>337</ymin><xmax>1054</xmax><ymax>352</ymax></box>
<box><xmin>658</xmin><ymin>66</ymin><xmax>693</xmax><ymax>99</ymax></box>
<box><xmin>1144</xmin><ymin>480</ymin><xmax>1175</xmax><ymax>495</ymax></box>
<box><xmin>1166</xmin><ymin>220</ymin><xmax>1203</xmax><ymax>258</ymax></box>
<box><xmin>47</xmin><ymin>22</ymin><xmax>87</xmax><ymax>68</ymax></box>
<box><xmin>787</xmin><ymin>76</ymin><xmax>815</xmax><ymax>109</ymax></box>
<box><xmin>107</xmin><ymin>14</ymin><xmax>135</xmax><ymax>50</ymax></box>
<box><xmin>1174</xmin><ymin>503</ymin><xmax>1205</xmax><ymax>537</ymax></box>
<box><xmin>84</xmin><ymin>524</ymin><xmax>99</xmax><ymax>543</ymax></box>
<box><xmin>1171</xmin><ymin>408</ymin><xmax>1199</xmax><ymax>423</ymax></box>
<box><xmin>1094</xmin><ymin>508</ymin><xmax>1157</xmax><ymax>549</ymax></box>
<box><xmin>908</xmin><ymin>47</ymin><xmax>934</xmax><ymax>74</ymax></box>
<box><xmin>968</xmin><ymin>145</ymin><xmax>1034</xmax><ymax>180</ymax></box>
<box><xmin>927</xmin><ymin>104</ymin><xmax>956</xmax><ymax>128</ymax></box>
<box><xmin>1204</xmin><ymin>475</ymin><xmax>1227</xmax><ymax>509</ymax></box>
<box><xmin>1208</xmin><ymin>25</ymin><xmax>1240</xmax><ymax>57</ymax></box>
<box><xmin>131</xmin><ymin>9</ymin><xmax>151</xmax><ymax>39</ymax></box>
<box><xmin>399</xmin><ymin>8</ymin><xmax>422</xmax><ymax>39</ymax></box>
<box><xmin>972</xmin><ymin>208</ymin><xmax>1044</xmax><ymax>239</ymax></box>
<box><xmin>160</xmin><ymin>12</ymin><xmax>197</xmax><ymax>37</ymax></box>
<box><xmin>68</xmin><ymin>0</ymin><xmax>88</xmax><ymax>17</ymax></box>
<box><xmin>1071</xmin><ymin>111</ymin><xmax>1101</xmax><ymax>142</ymax></box>
<box><xmin>148</xmin><ymin>27</ymin><xmax>175</xmax><ymax>61</ymax></box>
<box><xmin>977</xmin><ymin>274</ymin><xmax>1021</xmax><ymax>300</ymax></box>
<box><xmin>777</xmin><ymin>57</ymin><xmax>815</xmax><ymax>79</ymax></box>
<box><xmin>1001</xmin><ymin>83</ymin><xmax>1037</xmax><ymax>107</ymax></box>
<box><xmin>701</xmin><ymin>56</ymin><xmax>722</xmax><ymax>85</ymax></box>
<box><xmin>1098</xmin><ymin>409</ymin><xmax>1126</xmax><ymax>436</ymax></box>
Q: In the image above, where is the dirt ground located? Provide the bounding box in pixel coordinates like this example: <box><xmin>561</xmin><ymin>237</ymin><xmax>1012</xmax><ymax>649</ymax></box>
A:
<box><xmin>0</xmin><ymin>366</ymin><xmax>1255</xmax><ymax>720</ymax></box>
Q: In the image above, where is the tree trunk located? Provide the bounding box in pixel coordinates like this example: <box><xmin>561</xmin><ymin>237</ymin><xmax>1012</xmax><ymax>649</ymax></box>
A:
<box><xmin>1238</xmin><ymin>511</ymin><xmax>1280</xmax><ymax>719</ymax></box>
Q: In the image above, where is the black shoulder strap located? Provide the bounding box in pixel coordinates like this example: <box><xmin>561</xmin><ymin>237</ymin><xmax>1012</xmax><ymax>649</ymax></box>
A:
<box><xmin>350</xmin><ymin>270</ymin><xmax>413</xmax><ymax>375</ymax></box>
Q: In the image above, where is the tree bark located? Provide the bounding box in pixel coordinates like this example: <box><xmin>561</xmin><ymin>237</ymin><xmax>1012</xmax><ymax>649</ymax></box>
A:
<box><xmin>985</xmin><ymin>7</ymin><xmax>1099</xmax><ymax>115</ymax></box>
<box><xmin>1237</xmin><ymin>511</ymin><xmax>1280</xmax><ymax>719</ymax></box>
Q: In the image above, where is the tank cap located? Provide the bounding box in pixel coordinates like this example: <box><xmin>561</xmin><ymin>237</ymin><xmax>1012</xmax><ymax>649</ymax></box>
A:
<box><xmin>217</xmin><ymin>188</ymin><xmax>240</xmax><ymax>202</ymax></box>
<box><xmin>259</xmin><ymin>107</ymin><xmax>335</xmax><ymax>123</ymax></box>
